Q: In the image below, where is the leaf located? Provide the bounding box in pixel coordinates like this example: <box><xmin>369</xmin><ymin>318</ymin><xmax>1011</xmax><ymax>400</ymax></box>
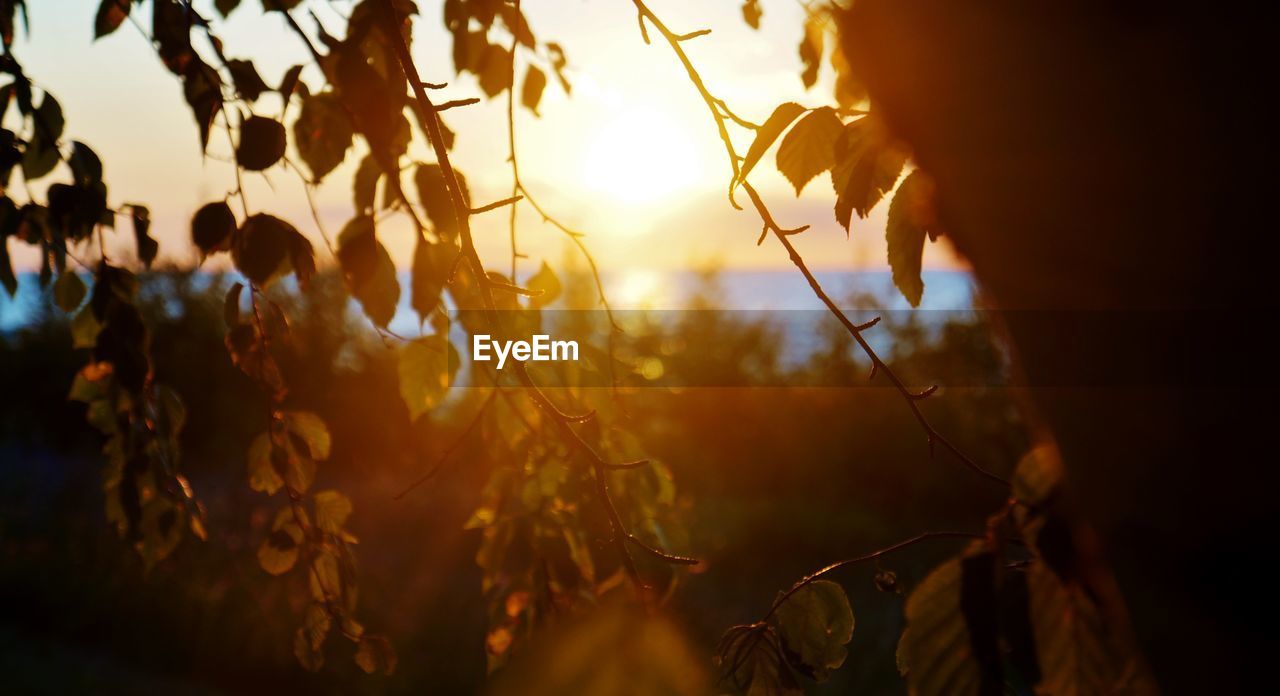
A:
<box><xmin>131</xmin><ymin>205</ymin><xmax>158</xmax><ymax>268</ymax></box>
<box><xmin>1012</xmin><ymin>445</ymin><xmax>1064</xmax><ymax>508</ymax></box>
<box><xmin>308</xmin><ymin>551</ymin><xmax>342</xmax><ymax>602</ymax></box>
<box><xmin>281</xmin><ymin>434</ymin><xmax>317</xmax><ymax>494</ymax></box>
<box><xmin>799</xmin><ymin>13</ymin><xmax>824</xmax><ymax>88</ymax></box>
<box><xmin>53</xmin><ymin>271</ymin><xmax>86</xmax><ymax>311</ymax></box>
<box><xmin>226</xmin><ymin>59</ymin><xmax>270</xmax><ymax>102</ymax></box>
<box><xmin>21</xmin><ymin>93</ymin><xmax>63</xmax><ymax>181</ymax></box>
<box><xmin>95</xmin><ymin>0</ymin><xmax>130</xmax><ymax>39</ymax></box>
<box><xmin>414</xmin><ymin>163</ymin><xmax>468</xmax><ymax>240</ymax></box>
<box><xmin>1028</xmin><ymin>563</ymin><xmax>1135</xmax><ymax>696</ymax></box>
<box><xmin>214</xmin><ymin>0</ymin><xmax>241</xmax><ymax>18</ymax></box>
<box><xmin>526</xmin><ymin>261</ymin><xmax>560</xmax><ymax>309</ymax></box>
<box><xmin>277</xmin><ymin>63</ymin><xmax>305</xmax><ymax>102</ymax></box>
<box><xmin>738</xmin><ymin>102</ymin><xmax>805</xmax><ymax>188</ymax></box>
<box><xmin>336</xmin><ymin>215</ymin><xmax>400</xmax><ymax>327</ymax></box>
<box><xmin>776</xmin><ymin>107</ymin><xmax>844</xmax><ymax>195</ymax></box>
<box><xmin>182</xmin><ymin>57</ymin><xmax>222</xmax><ymax>152</ymax></box>
<box><xmin>69</xmin><ymin>141</ymin><xmax>103</xmax><ymax>185</ymax></box>
<box><xmin>191</xmin><ymin>201</ymin><xmax>236</xmax><ymax>256</ymax></box>
<box><xmin>232</xmin><ymin>214</ymin><xmax>300</xmax><ymax>287</ymax></box>
<box><xmin>353</xmin><ymin>154</ymin><xmax>381</xmax><ymax>213</ymax></box>
<box><xmin>885</xmin><ymin>170</ymin><xmax>933</xmax><ymax>307</ymax></box>
<box><xmin>410</xmin><ymin>237</ymin><xmax>455</xmax><ymax>322</ymax></box>
<box><xmin>236</xmin><ymin>115</ymin><xmax>286</xmax><ymax>171</ymax></box>
<box><xmin>301</xmin><ymin>603</ymin><xmax>332</xmax><ymax>653</ymax></box>
<box><xmin>294</xmin><ymin>93</ymin><xmax>354</xmax><ymax>182</ymax></box>
<box><xmin>742</xmin><ymin>0</ymin><xmax>762</xmax><ymax>29</ymax></box>
<box><xmin>293</xmin><ymin>627</ymin><xmax>324</xmax><ymax>672</ymax></box>
<box><xmin>258</xmin><ymin>521</ymin><xmax>302</xmax><ymax>575</ymax></box>
<box><xmin>774</xmin><ymin>580</ymin><xmax>854</xmax><ymax>680</ymax></box>
<box><xmin>398</xmin><ymin>335</ymin><xmax>459</xmax><ymax>421</ymax></box>
<box><xmin>247</xmin><ymin>432</ymin><xmax>283</xmax><ymax>494</ymax></box>
<box><xmin>498</xmin><ymin>4</ymin><xmax>535</xmax><ymax>48</ymax></box>
<box><xmin>832</xmin><ymin>116</ymin><xmax>907</xmax><ymax>229</ymax></box>
<box><xmin>224</xmin><ymin>282</ymin><xmax>243</xmax><ymax>327</ymax></box>
<box><xmin>897</xmin><ymin>558</ymin><xmax>982</xmax><ymax>696</ymax></box>
<box><xmin>314</xmin><ymin>490</ymin><xmax>352</xmax><ymax>534</ymax></box>
<box><xmin>354</xmin><ymin>635</ymin><xmax>397</xmax><ymax>675</ymax></box>
<box><xmin>546</xmin><ymin>42</ymin><xmax>571</xmax><ymax>94</ymax></box>
<box><xmin>715</xmin><ymin>625</ymin><xmax>802</xmax><ymax>696</ymax></box>
<box><xmin>478</xmin><ymin>44</ymin><xmax>514</xmax><ymax>97</ymax></box>
<box><xmin>71</xmin><ymin>306</ymin><xmax>102</xmax><ymax>348</ymax></box>
<box><xmin>283</xmin><ymin>411</ymin><xmax>331</xmax><ymax>460</ymax></box>
<box><xmin>521</xmin><ymin>65</ymin><xmax>546</xmax><ymax>117</ymax></box>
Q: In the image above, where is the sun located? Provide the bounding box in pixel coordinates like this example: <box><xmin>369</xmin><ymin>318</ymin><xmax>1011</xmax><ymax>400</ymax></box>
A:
<box><xmin>580</xmin><ymin>107</ymin><xmax>704</xmax><ymax>208</ymax></box>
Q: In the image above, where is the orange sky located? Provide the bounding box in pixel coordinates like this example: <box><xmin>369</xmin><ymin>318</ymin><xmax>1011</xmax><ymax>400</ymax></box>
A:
<box><xmin>8</xmin><ymin>0</ymin><xmax>965</xmax><ymax>276</ymax></box>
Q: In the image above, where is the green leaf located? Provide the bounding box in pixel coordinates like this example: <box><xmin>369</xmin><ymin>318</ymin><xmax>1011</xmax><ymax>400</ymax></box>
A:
<box><xmin>191</xmin><ymin>201</ymin><xmax>236</xmax><ymax>256</ymax></box>
<box><xmin>885</xmin><ymin>170</ymin><xmax>930</xmax><ymax>306</ymax></box>
<box><xmin>283</xmin><ymin>411</ymin><xmax>331</xmax><ymax>460</ymax></box>
<box><xmin>236</xmin><ymin>115</ymin><xmax>286</xmax><ymax>171</ymax></box>
<box><xmin>314</xmin><ymin>490</ymin><xmax>352</xmax><ymax>534</ymax></box>
<box><xmin>738</xmin><ymin>102</ymin><xmax>805</xmax><ymax>188</ymax></box>
<box><xmin>526</xmin><ymin>260</ymin><xmax>560</xmax><ymax>309</ymax></box>
<box><xmin>53</xmin><ymin>271</ymin><xmax>86</xmax><ymax>311</ymax></box>
<box><xmin>897</xmin><ymin>558</ymin><xmax>982</xmax><ymax>696</ymax></box>
<box><xmin>247</xmin><ymin>432</ymin><xmax>283</xmax><ymax>494</ymax></box>
<box><xmin>774</xmin><ymin>580</ymin><xmax>854</xmax><ymax>680</ymax></box>
<box><xmin>94</xmin><ymin>0</ymin><xmax>130</xmax><ymax>39</ymax></box>
<box><xmin>336</xmin><ymin>215</ymin><xmax>400</xmax><ymax>327</ymax></box>
<box><xmin>776</xmin><ymin>107</ymin><xmax>844</xmax><ymax>196</ymax></box>
<box><xmin>354</xmin><ymin>635</ymin><xmax>397</xmax><ymax>675</ymax></box>
<box><xmin>398</xmin><ymin>335</ymin><xmax>459</xmax><ymax>421</ymax></box>
<box><xmin>226</xmin><ymin>59</ymin><xmax>270</xmax><ymax>102</ymax></box>
<box><xmin>521</xmin><ymin>65</ymin><xmax>546</xmax><ymax>117</ymax></box>
<box><xmin>294</xmin><ymin>93</ymin><xmax>354</xmax><ymax>182</ymax></box>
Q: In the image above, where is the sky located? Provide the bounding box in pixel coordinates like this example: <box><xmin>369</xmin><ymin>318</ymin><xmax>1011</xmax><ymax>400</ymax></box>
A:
<box><xmin>7</xmin><ymin>0</ymin><xmax>964</xmax><ymax>278</ymax></box>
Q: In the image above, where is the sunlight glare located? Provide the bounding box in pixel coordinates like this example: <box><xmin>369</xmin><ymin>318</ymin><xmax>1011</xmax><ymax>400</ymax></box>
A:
<box><xmin>580</xmin><ymin>108</ymin><xmax>703</xmax><ymax>208</ymax></box>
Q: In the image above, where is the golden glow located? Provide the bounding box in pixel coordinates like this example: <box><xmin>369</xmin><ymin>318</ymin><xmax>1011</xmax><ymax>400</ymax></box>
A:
<box><xmin>610</xmin><ymin>269</ymin><xmax>668</xmax><ymax>309</ymax></box>
<box><xmin>579</xmin><ymin>108</ymin><xmax>703</xmax><ymax>208</ymax></box>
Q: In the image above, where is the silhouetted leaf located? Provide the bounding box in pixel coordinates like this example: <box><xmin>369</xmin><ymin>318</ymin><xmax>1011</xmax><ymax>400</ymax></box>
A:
<box><xmin>398</xmin><ymin>335</ymin><xmax>459</xmax><ymax>421</ymax></box>
<box><xmin>336</xmin><ymin>215</ymin><xmax>400</xmax><ymax>327</ymax></box>
<box><xmin>738</xmin><ymin>102</ymin><xmax>805</xmax><ymax>188</ymax></box>
<box><xmin>227</xmin><ymin>59</ymin><xmax>270</xmax><ymax>102</ymax></box>
<box><xmin>410</xmin><ymin>237</ymin><xmax>455</xmax><ymax>322</ymax></box>
<box><xmin>898</xmin><ymin>558</ymin><xmax>982</xmax><ymax>696</ymax></box>
<box><xmin>236</xmin><ymin>115</ymin><xmax>285</xmax><ymax>171</ymax></box>
<box><xmin>294</xmin><ymin>93</ymin><xmax>353</xmax><ymax>182</ymax></box>
<box><xmin>68</xmin><ymin>141</ymin><xmax>103</xmax><ymax>185</ymax></box>
<box><xmin>414</xmin><ymin>163</ymin><xmax>468</xmax><ymax>240</ymax></box>
<box><xmin>277</xmin><ymin>63</ymin><xmax>305</xmax><ymax>103</ymax></box>
<box><xmin>21</xmin><ymin>92</ymin><xmax>62</xmax><ymax>181</ymax></box>
<box><xmin>742</xmin><ymin>0</ymin><xmax>762</xmax><ymax>29</ymax></box>
<box><xmin>885</xmin><ymin>170</ymin><xmax>935</xmax><ymax>306</ymax></box>
<box><xmin>262</xmin><ymin>0</ymin><xmax>303</xmax><ymax>11</ymax></box>
<box><xmin>353</xmin><ymin>154</ymin><xmax>381</xmax><ymax>213</ymax></box>
<box><xmin>131</xmin><ymin>205</ymin><xmax>157</xmax><ymax>268</ymax></box>
<box><xmin>546</xmin><ymin>42</ymin><xmax>571</xmax><ymax>93</ymax></box>
<box><xmin>314</xmin><ymin>490</ymin><xmax>352</xmax><ymax>534</ymax></box>
<box><xmin>182</xmin><ymin>57</ymin><xmax>222</xmax><ymax>152</ymax></box>
<box><xmin>232</xmin><ymin>214</ymin><xmax>300</xmax><ymax>286</ymax></box>
<box><xmin>355</xmin><ymin>635</ymin><xmax>397</xmax><ymax>675</ymax></box>
<box><xmin>521</xmin><ymin>65</ymin><xmax>546</xmax><ymax>117</ymax></box>
<box><xmin>53</xmin><ymin>271</ymin><xmax>86</xmax><ymax>311</ymax></box>
<box><xmin>191</xmin><ymin>201</ymin><xmax>236</xmax><ymax>256</ymax></box>
<box><xmin>526</xmin><ymin>261</ymin><xmax>560</xmax><ymax>309</ymax></box>
<box><xmin>776</xmin><ymin>106</ymin><xmax>843</xmax><ymax>195</ymax></box>
<box><xmin>832</xmin><ymin>116</ymin><xmax>906</xmax><ymax>229</ymax></box>
<box><xmin>153</xmin><ymin>0</ymin><xmax>194</xmax><ymax>73</ymax></box>
<box><xmin>214</xmin><ymin>0</ymin><xmax>241</xmax><ymax>19</ymax></box>
<box><xmin>223</xmin><ymin>282</ymin><xmax>242</xmax><ymax>327</ymax></box>
<box><xmin>94</xmin><ymin>0</ymin><xmax>130</xmax><ymax>39</ymax></box>
<box><xmin>775</xmin><ymin>580</ymin><xmax>854</xmax><ymax>680</ymax></box>
<box><xmin>799</xmin><ymin>14</ymin><xmax>824</xmax><ymax>88</ymax></box>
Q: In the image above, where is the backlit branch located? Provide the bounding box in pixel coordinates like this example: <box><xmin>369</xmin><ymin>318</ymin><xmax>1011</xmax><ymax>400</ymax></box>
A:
<box><xmin>628</xmin><ymin>0</ymin><xmax>1009</xmax><ymax>487</ymax></box>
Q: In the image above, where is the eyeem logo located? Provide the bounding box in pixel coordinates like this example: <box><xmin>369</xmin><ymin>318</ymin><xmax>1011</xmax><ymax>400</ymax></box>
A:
<box><xmin>473</xmin><ymin>334</ymin><xmax>579</xmax><ymax>370</ymax></box>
